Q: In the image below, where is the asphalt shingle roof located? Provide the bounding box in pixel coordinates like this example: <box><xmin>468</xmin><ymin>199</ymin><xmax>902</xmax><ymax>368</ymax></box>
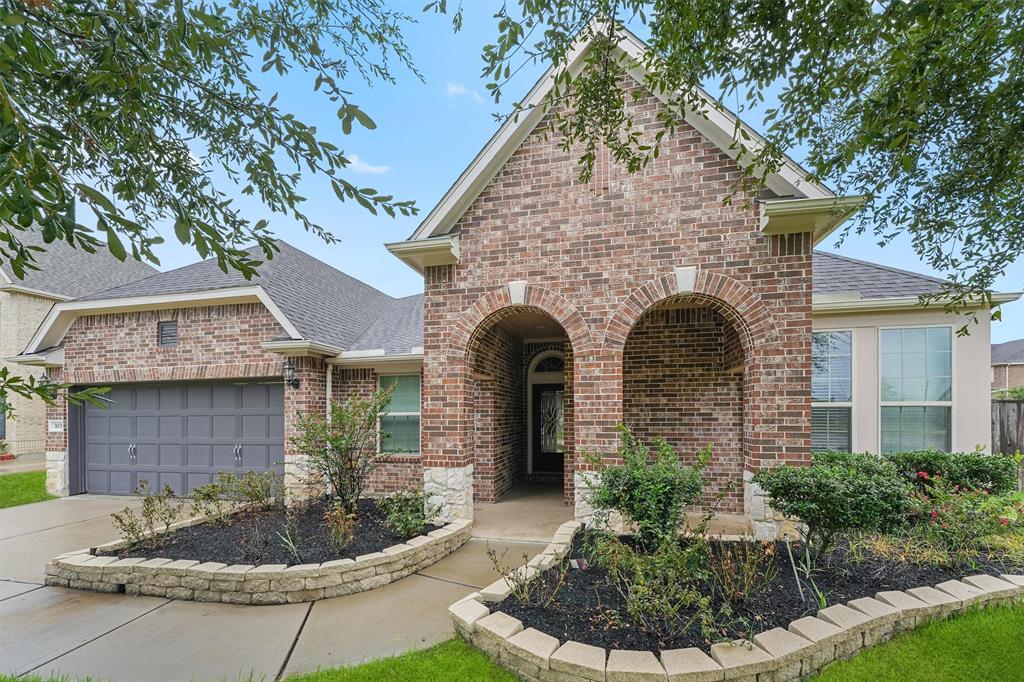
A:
<box><xmin>992</xmin><ymin>339</ymin><xmax>1024</xmax><ymax>364</ymax></box>
<box><xmin>1</xmin><ymin>229</ymin><xmax>157</xmax><ymax>298</ymax></box>
<box><xmin>72</xmin><ymin>243</ymin><xmax>963</xmax><ymax>355</ymax></box>
<box><xmin>812</xmin><ymin>251</ymin><xmax>948</xmax><ymax>300</ymax></box>
<box><xmin>79</xmin><ymin>240</ymin><xmax>417</xmax><ymax>352</ymax></box>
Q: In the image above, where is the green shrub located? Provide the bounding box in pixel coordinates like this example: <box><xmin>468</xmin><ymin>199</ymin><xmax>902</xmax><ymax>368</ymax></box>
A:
<box><xmin>753</xmin><ymin>459</ymin><xmax>912</xmax><ymax>551</ymax></box>
<box><xmin>378</xmin><ymin>490</ymin><xmax>436</xmax><ymax>540</ymax></box>
<box><xmin>587</xmin><ymin>424</ymin><xmax>709</xmax><ymax>548</ymax></box>
<box><xmin>885</xmin><ymin>449</ymin><xmax>1021</xmax><ymax>495</ymax></box>
<box><xmin>236</xmin><ymin>470</ymin><xmax>284</xmax><ymax>510</ymax></box>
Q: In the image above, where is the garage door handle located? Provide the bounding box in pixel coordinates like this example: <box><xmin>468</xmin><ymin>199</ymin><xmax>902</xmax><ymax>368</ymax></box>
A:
<box><xmin>129</xmin><ymin>444</ymin><xmax>136</xmax><ymax>461</ymax></box>
<box><xmin>237</xmin><ymin>445</ymin><xmax>243</xmax><ymax>464</ymax></box>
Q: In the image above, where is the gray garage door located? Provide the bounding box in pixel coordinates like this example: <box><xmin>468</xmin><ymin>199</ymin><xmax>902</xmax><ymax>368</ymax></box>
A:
<box><xmin>76</xmin><ymin>381</ymin><xmax>284</xmax><ymax>495</ymax></box>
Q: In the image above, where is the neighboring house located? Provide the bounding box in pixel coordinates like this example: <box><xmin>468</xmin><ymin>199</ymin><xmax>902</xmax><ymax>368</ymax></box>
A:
<box><xmin>13</xmin><ymin>30</ymin><xmax>1020</xmax><ymax>538</ymax></box>
<box><xmin>992</xmin><ymin>339</ymin><xmax>1024</xmax><ymax>392</ymax></box>
<box><xmin>0</xmin><ymin>230</ymin><xmax>156</xmax><ymax>457</ymax></box>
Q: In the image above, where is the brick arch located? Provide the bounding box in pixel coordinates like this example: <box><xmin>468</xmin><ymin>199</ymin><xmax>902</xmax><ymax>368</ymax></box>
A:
<box><xmin>447</xmin><ymin>284</ymin><xmax>595</xmax><ymax>362</ymax></box>
<box><xmin>602</xmin><ymin>270</ymin><xmax>779</xmax><ymax>358</ymax></box>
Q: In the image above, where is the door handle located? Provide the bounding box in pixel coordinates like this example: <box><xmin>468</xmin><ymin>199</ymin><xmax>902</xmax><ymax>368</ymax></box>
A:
<box><xmin>129</xmin><ymin>444</ymin><xmax>136</xmax><ymax>461</ymax></box>
<box><xmin>233</xmin><ymin>444</ymin><xmax>240</xmax><ymax>463</ymax></box>
<box><xmin>236</xmin><ymin>445</ymin><xmax>243</xmax><ymax>465</ymax></box>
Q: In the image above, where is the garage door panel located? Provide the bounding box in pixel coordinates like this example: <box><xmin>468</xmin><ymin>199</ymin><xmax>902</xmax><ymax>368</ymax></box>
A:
<box><xmin>187</xmin><ymin>444</ymin><xmax>212</xmax><ymax>468</ymax></box>
<box><xmin>105</xmin><ymin>385</ymin><xmax>133</xmax><ymax>411</ymax></box>
<box><xmin>79</xmin><ymin>381</ymin><xmax>284</xmax><ymax>495</ymax></box>
<box><xmin>187</xmin><ymin>415</ymin><xmax>211</xmax><ymax>438</ymax></box>
<box><xmin>109</xmin><ymin>416</ymin><xmax>133</xmax><ymax>438</ymax></box>
<box><xmin>135</xmin><ymin>386</ymin><xmax>160</xmax><ymax>410</ymax></box>
<box><xmin>212</xmin><ymin>415</ymin><xmax>237</xmax><ymax>438</ymax></box>
<box><xmin>160</xmin><ymin>416</ymin><xmax>184</xmax><ymax>438</ymax></box>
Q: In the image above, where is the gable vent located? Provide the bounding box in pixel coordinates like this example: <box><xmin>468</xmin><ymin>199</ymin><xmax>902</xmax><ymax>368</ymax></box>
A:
<box><xmin>158</xmin><ymin>320</ymin><xmax>178</xmax><ymax>348</ymax></box>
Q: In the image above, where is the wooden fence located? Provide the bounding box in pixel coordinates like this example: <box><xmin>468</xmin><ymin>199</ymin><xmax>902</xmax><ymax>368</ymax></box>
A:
<box><xmin>992</xmin><ymin>400</ymin><xmax>1024</xmax><ymax>490</ymax></box>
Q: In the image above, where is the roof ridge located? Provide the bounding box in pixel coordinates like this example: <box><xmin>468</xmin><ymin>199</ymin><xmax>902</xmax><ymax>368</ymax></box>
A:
<box><xmin>813</xmin><ymin>249</ymin><xmax>948</xmax><ymax>286</ymax></box>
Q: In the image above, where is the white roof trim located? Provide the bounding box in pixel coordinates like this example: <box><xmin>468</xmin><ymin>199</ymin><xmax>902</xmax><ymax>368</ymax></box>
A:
<box><xmin>7</xmin><ymin>346</ymin><xmax>64</xmax><ymax>368</ymax></box>
<box><xmin>0</xmin><ymin>282</ymin><xmax>73</xmax><ymax>301</ymax></box>
<box><xmin>813</xmin><ymin>291</ymin><xmax>1021</xmax><ymax>314</ymax></box>
<box><xmin>262</xmin><ymin>339</ymin><xmax>343</xmax><ymax>358</ymax></box>
<box><xmin>23</xmin><ymin>285</ymin><xmax>303</xmax><ymax>354</ymax></box>
<box><xmin>327</xmin><ymin>352</ymin><xmax>424</xmax><ymax>369</ymax></box>
<box><xmin>408</xmin><ymin>25</ymin><xmax>832</xmax><ymax>243</ymax></box>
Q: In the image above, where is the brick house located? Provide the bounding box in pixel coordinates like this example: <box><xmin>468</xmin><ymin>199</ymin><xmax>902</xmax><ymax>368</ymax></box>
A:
<box><xmin>1</xmin><ymin>230</ymin><xmax>155</xmax><ymax>458</ymax></box>
<box><xmin>13</xmin><ymin>30</ymin><xmax>1018</xmax><ymax>537</ymax></box>
<box><xmin>992</xmin><ymin>339</ymin><xmax>1024</xmax><ymax>392</ymax></box>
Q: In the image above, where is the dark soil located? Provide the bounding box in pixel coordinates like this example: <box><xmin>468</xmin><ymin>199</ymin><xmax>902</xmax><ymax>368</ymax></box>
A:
<box><xmin>499</xmin><ymin>530</ymin><xmax>1024</xmax><ymax>653</ymax></box>
<box><xmin>100</xmin><ymin>498</ymin><xmax>438</xmax><ymax>566</ymax></box>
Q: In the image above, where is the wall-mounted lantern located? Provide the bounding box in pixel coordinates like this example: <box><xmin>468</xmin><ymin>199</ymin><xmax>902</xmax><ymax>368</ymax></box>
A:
<box><xmin>283</xmin><ymin>359</ymin><xmax>301</xmax><ymax>390</ymax></box>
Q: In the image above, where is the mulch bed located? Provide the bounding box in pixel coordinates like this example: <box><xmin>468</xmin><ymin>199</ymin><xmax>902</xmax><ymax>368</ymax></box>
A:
<box><xmin>100</xmin><ymin>498</ymin><xmax>438</xmax><ymax>566</ymax></box>
<box><xmin>498</xmin><ymin>530</ymin><xmax>1024</xmax><ymax>653</ymax></box>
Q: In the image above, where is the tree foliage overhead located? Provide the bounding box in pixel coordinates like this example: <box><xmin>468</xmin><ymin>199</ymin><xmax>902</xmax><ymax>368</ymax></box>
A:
<box><xmin>439</xmin><ymin>0</ymin><xmax>1023</xmax><ymax>314</ymax></box>
<box><xmin>0</xmin><ymin>0</ymin><xmax>419</xmax><ymax>415</ymax></box>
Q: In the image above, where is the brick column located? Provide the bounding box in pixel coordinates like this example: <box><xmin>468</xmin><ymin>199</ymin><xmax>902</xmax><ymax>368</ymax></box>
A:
<box><xmin>282</xmin><ymin>355</ymin><xmax>327</xmax><ymax>500</ymax></box>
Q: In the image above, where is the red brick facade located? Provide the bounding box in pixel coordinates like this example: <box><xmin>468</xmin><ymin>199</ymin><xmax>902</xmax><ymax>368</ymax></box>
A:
<box><xmin>421</xmin><ymin>81</ymin><xmax>813</xmax><ymax>516</ymax></box>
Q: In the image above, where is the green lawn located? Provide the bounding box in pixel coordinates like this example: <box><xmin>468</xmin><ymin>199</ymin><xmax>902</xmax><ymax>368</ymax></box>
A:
<box><xmin>286</xmin><ymin>638</ymin><xmax>513</xmax><ymax>682</ymax></box>
<box><xmin>0</xmin><ymin>470</ymin><xmax>55</xmax><ymax>509</ymax></box>
<box><xmin>813</xmin><ymin>604</ymin><xmax>1024</xmax><ymax>681</ymax></box>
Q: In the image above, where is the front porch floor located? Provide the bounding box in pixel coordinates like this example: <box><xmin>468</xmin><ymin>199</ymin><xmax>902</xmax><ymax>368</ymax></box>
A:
<box><xmin>472</xmin><ymin>482</ymin><xmax>573</xmax><ymax>542</ymax></box>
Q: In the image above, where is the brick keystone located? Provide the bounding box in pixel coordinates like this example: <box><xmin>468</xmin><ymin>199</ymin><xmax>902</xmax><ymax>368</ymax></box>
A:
<box><xmin>710</xmin><ymin>640</ymin><xmax>773</xmax><ymax>676</ymax></box>
<box><xmin>480</xmin><ymin>578</ymin><xmax>513</xmax><ymax>603</ymax></box>
<box><xmin>818</xmin><ymin>604</ymin><xmax>873</xmax><ymax>633</ymax></box>
<box><xmin>932</xmin><ymin>580</ymin><xmax>983</xmax><ymax>606</ymax></box>
<box><xmin>906</xmin><ymin>586</ymin><xmax>959</xmax><ymax>608</ymax></box>
<box><xmin>607</xmin><ymin>649</ymin><xmax>667</xmax><ymax>681</ymax></box>
<box><xmin>660</xmin><ymin>647</ymin><xmax>723</xmax><ymax>682</ymax></box>
<box><xmin>449</xmin><ymin>599</ymin><xmax>490</xmax><ymax>633</ymax></box>
<box><xmin>875</xmin><ymin>590</ymin><xmax>931</xmax><ymax>616</ymax></box>
<box><xmin>476</xmin><ymin>611</ymin><xmax>523</xmax><ymax>641</ymax></box>
<box><xmin>788</xmin><ymin>615</ymin><xmax>844</xmax><ymax>645</ymax></box>
<box><xmin>503</xmin><ymin>628</ymin><xmax>560</xmax><ymax>669</ymax></box>
<box><xmin>550</xmin><ymin>641</ymin><xmax>606</xmax><ymax>682</ymax></box>
<box><xmin>752</xmin><ymin>627</ymin><xmax>814</xmax><ymax>662</ymax></box>
<box><xmin>847</xmin><ymin>597</ymin><xmax>899</xmax><ymax>622</ymax></box>
<box><xmin>962</xmin><ymin>574</ymin><xmax>1020</xmax><ymax>598</ymax></box>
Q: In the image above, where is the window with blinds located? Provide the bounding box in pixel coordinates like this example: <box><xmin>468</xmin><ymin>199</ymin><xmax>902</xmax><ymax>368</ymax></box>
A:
<box><xmin>378</xmin><ymin>375</ymin><xmax>421</xmax><ymax>454</ymax></box>
<box><xmin>811</xmin><ymin>330</ymin><xmax>852</xmax><ymax>452</ymax></box>
<box><xmin>880</xmin><ymin>327</ymin><xmax>952</xmax><ymax>452</ymax></box>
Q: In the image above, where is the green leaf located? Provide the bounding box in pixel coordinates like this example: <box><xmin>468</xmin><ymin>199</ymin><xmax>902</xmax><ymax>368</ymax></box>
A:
<box><xmin>104</xmin><ymin>226</ymin><xmax>127</xmax><ymax>261</ymax></box>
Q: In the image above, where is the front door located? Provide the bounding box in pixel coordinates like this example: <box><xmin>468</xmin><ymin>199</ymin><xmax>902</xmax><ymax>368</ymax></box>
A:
<box><xmin>531</xmin><ymin>384</ymin><xmax>564</xmax><ymax>473</ymax></box>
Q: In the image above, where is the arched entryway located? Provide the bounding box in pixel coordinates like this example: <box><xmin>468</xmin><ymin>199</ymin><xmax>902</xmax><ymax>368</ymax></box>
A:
<box><xmin>466</xmin><ymin>307</ymin><xmax>575</xmax><ymax>506</ymax></box>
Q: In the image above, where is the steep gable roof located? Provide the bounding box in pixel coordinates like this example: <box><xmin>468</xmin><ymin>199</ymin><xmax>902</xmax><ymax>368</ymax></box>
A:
<box><xmin>77</xmin><ymin>241</ymin><xmax>398</xmax><ymax>350</ymax></box>
<box><xmin>406</xmin><ymin>26</ymin><xmax>835</xmax><ymax>244</ymax></box>
<box><xmin>0</xmin><ymin>228</ymin><xmax>157</xmax><ymax>299</ymax></box>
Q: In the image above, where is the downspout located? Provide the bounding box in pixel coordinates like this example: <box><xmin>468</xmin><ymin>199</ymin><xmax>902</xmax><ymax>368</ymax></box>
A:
<box><xmin>325</xmin><ymin>364</ymin><xmax>333</xmax><ymax>423</ymax></box>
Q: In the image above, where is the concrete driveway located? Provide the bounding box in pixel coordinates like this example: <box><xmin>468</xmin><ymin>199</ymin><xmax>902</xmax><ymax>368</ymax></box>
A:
<box><xmin>1</xmin><ymin>496</ymin><xmax>544</xmax><ymax>681</ymax></box>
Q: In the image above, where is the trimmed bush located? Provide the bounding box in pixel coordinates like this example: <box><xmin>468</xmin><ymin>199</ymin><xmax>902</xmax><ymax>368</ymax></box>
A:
<box><xmin>587</xmin><ymin>424</ymin><xmax>709</xmax><ymax>547</ymax></box>
<box><xmin>753</xmin><ymin>458</ymin><xmax>912</xmax><ymax>550</ymax></box>
<box><xmin>885</xmin><ymin>450</ymin><xmax>1021</xmax><ymax>495</ymax></box>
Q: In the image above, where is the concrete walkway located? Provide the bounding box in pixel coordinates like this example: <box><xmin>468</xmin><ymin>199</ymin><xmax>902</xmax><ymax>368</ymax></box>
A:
<box><xmin>1</xmin><ymin>495</ymin><xmax>547</xmax><ymax>681</ymax></box>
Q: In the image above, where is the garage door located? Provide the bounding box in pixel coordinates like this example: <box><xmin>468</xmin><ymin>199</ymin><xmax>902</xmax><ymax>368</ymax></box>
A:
<box><xmin>75</xmin><ymin>381</ymin><xmax>285</xmax><ymax>495</ymax></box>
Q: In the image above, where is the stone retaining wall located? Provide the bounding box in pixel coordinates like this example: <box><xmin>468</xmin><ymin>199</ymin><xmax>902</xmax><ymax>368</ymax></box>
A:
<box><xmin>450</xmin><ymin>521</ymin><xmax>1024</xmax><ymax>681</ymax></box>
<box><xmin>47</xmin><ymin>519</ymin><xmax>472</xmax><ymax>605</ymax></box>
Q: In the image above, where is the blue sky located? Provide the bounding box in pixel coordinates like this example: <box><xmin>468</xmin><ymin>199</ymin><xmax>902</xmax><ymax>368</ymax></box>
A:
<box><xmin>142</xmin><ymin>3</ymin><xmax>1022</xmax><ymax>343</ymax></box>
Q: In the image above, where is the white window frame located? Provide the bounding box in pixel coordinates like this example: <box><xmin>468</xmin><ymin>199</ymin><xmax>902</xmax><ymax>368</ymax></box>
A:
<box><xmin>377</xmin><ymin>374</ymin><xmax>421</xmax><ymax>455</ymax></box>
<box><xmin>877</xmin><ymin>324</ymin><xmax>955</xmax><ymax>453</ymax></box>
<box><xmin>811</xmin><ymin>329</ymin><xmax>854</xmax><ymax>452</ymax></box>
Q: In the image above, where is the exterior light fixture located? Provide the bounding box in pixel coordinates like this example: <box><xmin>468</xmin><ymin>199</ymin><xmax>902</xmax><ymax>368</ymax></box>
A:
<box><xmin>283</xmin><ymin>359</ymin><xmax>300</xmax><ymax>389</ymax></box>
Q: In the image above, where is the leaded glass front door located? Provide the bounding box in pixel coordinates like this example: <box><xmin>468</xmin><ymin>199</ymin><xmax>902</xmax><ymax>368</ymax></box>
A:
<box><xmin>531</xmin><ymin>384</ymin><xmax>564</xmax><ymax>473</ymax></box>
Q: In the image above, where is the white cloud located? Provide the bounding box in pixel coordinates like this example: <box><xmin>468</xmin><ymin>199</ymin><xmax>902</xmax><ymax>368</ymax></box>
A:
<box><xmin>348</xmin><ymin>154</ymin><xmax>390</xmax><ymax>175</ymax></box>
<box><xmin>446</xmin><ymin>81</ymin><xmax>484</xmax><ymax>104</ymax></box>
